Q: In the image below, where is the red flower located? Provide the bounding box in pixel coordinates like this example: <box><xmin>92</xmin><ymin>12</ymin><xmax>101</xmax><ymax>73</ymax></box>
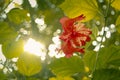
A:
<box><xmin>59</xmin><ymin>14</ymin><xmax>92</xmax><ymax>58</ymax></box>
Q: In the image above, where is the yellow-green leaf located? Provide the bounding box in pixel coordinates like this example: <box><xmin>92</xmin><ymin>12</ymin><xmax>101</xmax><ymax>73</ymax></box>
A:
<box><xmin>59</xmin><ymin>0</ymin><xmax>98</xmax><ymax>21</ymax></box>
<box><xmin>116</xmin><ymin>16</ymin><xmax>120</xmax><ymax>25</ymax></box>
<box><xmin>116</xmin><ymin>16</ymin><xmax>120</xmax><ymax>33</ymax></box>
<box><xmin>17</xmin><ymin>52</ymin><xmax>42</xmax><ymax>76</ymax></box>
<box><xmin>111</xmin><ymin>0</ymin><xmax>120</xmax><ymax>10</ymax></box>
<box><xmin>49</xmin><ymin>76</ymin><xmax>75</xmax><ymax>80</ymax></box>
<box><xmin>0</xmin><ymin>22</ymin><xmax>18</xmax><ymax>44</ymax></box>
<box><xmin>7</xmin><ymin>8</ymin><xmax>30</xmax><ymax>24</ymax></box>
<box><xmin>49</xmin><ymin>56</ymin><xmax>84</xmax><ymax>77</ymax></box>
<box><xmin>2</xmin><ymin>39</ymin><xmax>24</xmax><ymax>59</ymax></box>
<box><xmin>83</xmin><ymin>51</ymin><xmax>96</xmax><ymax>71</ymax></box>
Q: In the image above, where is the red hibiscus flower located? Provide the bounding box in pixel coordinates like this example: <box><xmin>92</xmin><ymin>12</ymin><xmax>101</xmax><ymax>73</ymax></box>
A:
<box><xmin>59</xmin><ymin>14</ymin><xmax>92</xmax><ymax>58</ymax></box>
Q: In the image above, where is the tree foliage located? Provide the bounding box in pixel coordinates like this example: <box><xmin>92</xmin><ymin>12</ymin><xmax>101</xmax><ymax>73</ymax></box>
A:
<box><xmin>0</xmin><ymin>0</ymin><xmax>120</xmax><ymax>80</ymax></box>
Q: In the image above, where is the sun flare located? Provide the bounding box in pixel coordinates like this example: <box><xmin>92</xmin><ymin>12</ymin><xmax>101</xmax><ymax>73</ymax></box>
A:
<box><xmin>24</xmin><ymin>38</ymin><xmax>46</xmax><ymax>60</ymax></box>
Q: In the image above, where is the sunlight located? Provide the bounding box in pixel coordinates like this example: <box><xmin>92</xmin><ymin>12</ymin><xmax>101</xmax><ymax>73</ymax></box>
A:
<box><xmin>0</xmin><ymin>45</ymin><xmax>6</xmax><ymax>62</ymax></box>
<box><xmin>28</xmin><ymin>0</ymin><xmax>37</xmax><ymax>8</ymax></box>
<box><xmin>24</xmin><ymin>38</ymin><xmax>46</xmax><ymax>60</ymax></box>
<box><xmin>48</xmin><ymin>36</ymin><xmax>65</xmax><ymax>58</ymax></box>
<box><xmin>35</xmin><ymin>18</ymin><xmax>44</xmax><ymax>25</ymax></box>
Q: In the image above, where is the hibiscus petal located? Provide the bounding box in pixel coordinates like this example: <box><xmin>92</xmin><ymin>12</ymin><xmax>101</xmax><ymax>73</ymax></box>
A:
<box><xmin>59</xmin><ymin>14</ymin><xmax>91</xmax><ymax>57</ymax></box>
<box><xmin>61</xmin><ymin>41</ymin><xmax>74</xmax><ymax>57</ymax></box>
<box><xmin>59</xmin><ymin>32</ymin><xmax>72</xmax><ymax>41</ymax></box>
<box><xmin>60</xmin><ymin>14</ymin><xmax>86</xmax><ymax>32</ymax></box>
<box><xmin>61</xmin><ymin>41</ymin><xmax>84</xmax><ymax>58</ymax></box>
<box><xmin>59</xmin><ymin>17</ymin><xmax>69</xmax><ymax>25</ymax></box>
<box><xmin>71</xmin><ymin>14</ymin><xmax>85</xmax><ymax>22</ymax></box>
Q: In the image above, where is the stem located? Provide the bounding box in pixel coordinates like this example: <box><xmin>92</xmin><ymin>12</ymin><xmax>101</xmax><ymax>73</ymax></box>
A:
<box><xmin>0</xmin><ymin>0</ymin><xmax>13</xmax><ymax>14</ymax></box>
<box><xmin>3</xmin><ymin>59</ymin><xmax>17</xmax><ymax>79</ymax></box>
<box><xmin>91</xmin><ymin>0</ymin><xmax>110</xmax><ymax>77</ymax></box>
<box><xmin>23</xmin><ymin>0</ymin><xmax>40</xmax><ymax>38</ymax></box>
<box><xmin>91</xmin><ymin>26</ymin><xmax>106</xmax><ymax>77</ymax></box>
<box><xmin>104</xmin><ymin>0</ymin><xmax>110</xmax><ymax>18</ymax></box>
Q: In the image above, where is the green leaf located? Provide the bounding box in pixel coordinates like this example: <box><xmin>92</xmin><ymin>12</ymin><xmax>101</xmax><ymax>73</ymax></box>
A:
<box><xmin>91</xmin><ymin>26</ymin><xmax>99</xmax><ymax>39</ymax></box>
<box><xmin>49</xmin><ymin>56</ymin><xmax>84</xmax><ymax>77</ymax></box>
<box><xmin>92</xmin><ymin>69</ymin><xmax>120</xmax><ymax>80</ymax></box>
<box><xmin>0</xmin><ymin>22</ymin><xmax>18</xmax><ymax>44</ymax></box>
<box><xmin>83</xmin><ymin>51</ymin><xmax>96</xmax><ymax>72</ymax></box>
<box><xmin>97</xmin><ymin>45</ymin><xmax>120</xmax><ymax>68</ymax></box>
<box><xmin>0</xmin><ymin>0</ymin><xmax>11</xmax><ymax>13</ymax></box>
<box><xmin>0</xmin><ymin>0</ymin><xmax>5</xmax><ymax>10</ymax></box>
<box><xmin>36</xmin><ymin>0</ymin><xmax>50</xmax><ymax>10</ymax></box>
<box><xmin>111</xmin><ymin>0</ymin><xmax>120</xmax><ymax>10</ymax></box>
<box><xmin>22</xmin><ymin>0</ymin><xmax>31</xmax><ymax>10</ymax></box>
<box><xmin>59</xmin><ymin>0</ymin><xmax>98</xmax><ymax>21</ymax></box>
<box><xmin>7</xmin><ymin>8</ymin><xmax>30</xmax><ymax>24</ymax></box>
<box><xmin>116</xmin><ymin>16</ymin><xmax>120</xmax><ymax>33</ymax></box>
<box><xmin>44</xmin><ymin>9</ymin><xmax>63</xmax><ymax>26</ymax></box>
<box><xmin>49</xmin><ymin>0</ymin><xmax>65</xmax><ymax>5</ymax></box>
<box><xmin>2</xmin><ymin>39</ymin><xmax>24</xmax><ymax>59</ymax></box>
<box><xmin>17</xmin><ymin>52</ymin><xmax>42</xmax><ymax>76</ymax></box>
<box><xmin>84</xmin><ymin>45</ymin><xmax>120</xmax><ymax>71</ymax></box>
<box><xmin>104</xmin><ymin>32</ymin><xmax>120</xmax><ymax>46</ymax></box>
<box><xmin>0</xmin><ymin>70</ymin><xmax>6</xmax><ymax>80</ymax></box>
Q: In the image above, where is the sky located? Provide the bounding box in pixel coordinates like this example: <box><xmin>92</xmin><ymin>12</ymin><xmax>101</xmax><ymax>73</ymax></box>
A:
<box><xmin>0</xmin><ymin>45</ymin><xmax>6</xmax><ymax>62</ymax></box>
<box><xmin>0</xmin><ymin>0</ymin><xmax>116</xmax><ymax>62</ymax></box>
<box><xmin>0</xmin><ymin>0</ymin><xmax>64</xmax><ymax>62</ymax></box>
<box><xmin>0</xmin><ymin>0</ymin><xmax>26</xmax><ymax>62</ymax></box>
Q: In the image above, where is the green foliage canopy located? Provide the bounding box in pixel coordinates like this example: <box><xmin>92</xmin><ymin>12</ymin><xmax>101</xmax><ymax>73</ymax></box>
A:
<box><xmin>0</xmin><ymin>0</ymin><xmax>120</xmax><ymax>80</ymax></box>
